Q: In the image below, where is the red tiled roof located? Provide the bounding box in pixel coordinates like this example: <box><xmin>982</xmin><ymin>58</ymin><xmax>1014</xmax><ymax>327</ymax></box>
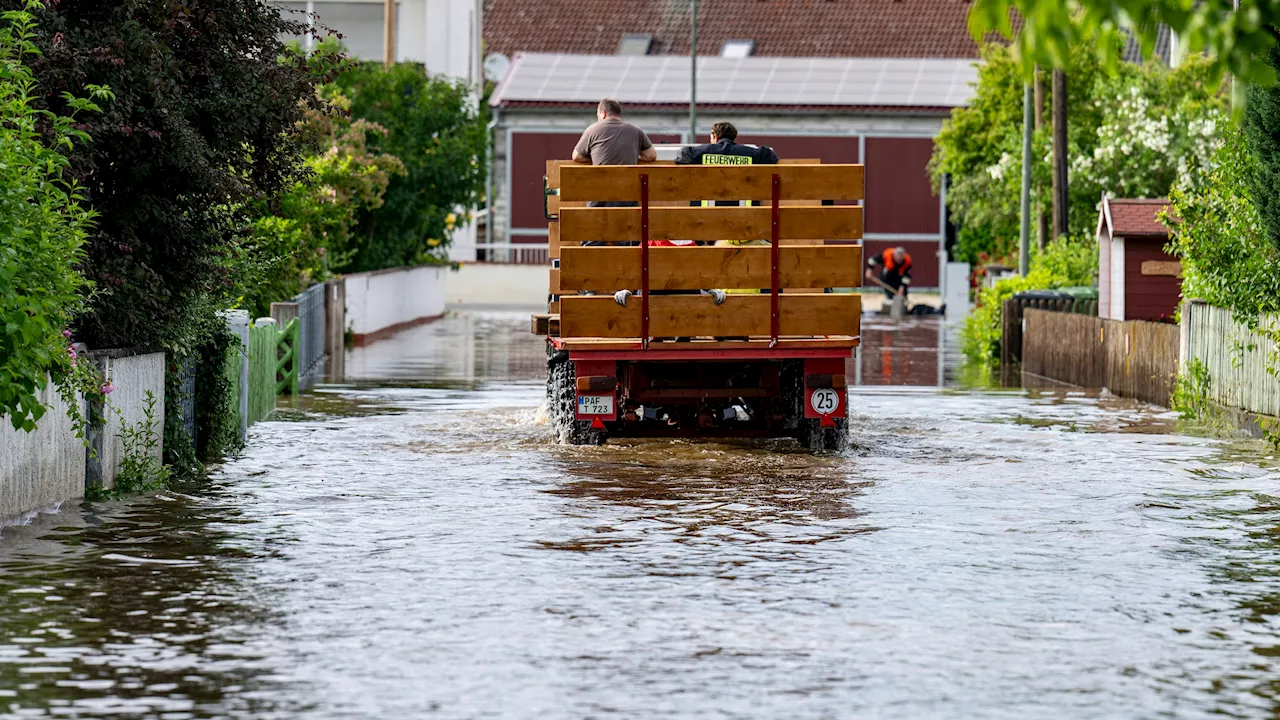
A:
<box><xmin>484</xmin><ymin>0</ymin><xmax>981</xmax><ymax>60</ymax></box>
<box><xmin>1106</xmin><ymin>198</ymin><xmax>1170</xmax><ymax>237</ymax></box>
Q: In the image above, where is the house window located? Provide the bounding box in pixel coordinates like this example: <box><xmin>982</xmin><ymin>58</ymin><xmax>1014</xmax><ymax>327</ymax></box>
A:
<box><xmin>272</xmin><ymin>0</ymin><xmax>393</xmax><ymax>60</ymax></box>
<box><xmin>618</xmin><ymin>33</ymin><xmax>653</xmax><ymax>56</ymax></box>
<box><xmin>721</xmin><ymin>39</ymin><xmax>755</xmax><ymax>58</ymax></box>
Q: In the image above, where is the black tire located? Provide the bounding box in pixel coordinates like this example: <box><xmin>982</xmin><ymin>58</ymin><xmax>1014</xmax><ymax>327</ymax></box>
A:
<box><xmin>780</xmin><ymin>359</ymin><xmax>804</xmax><ymax>432</ymax></box>
<box><xmin>549</xmin><ymin>358</ymin><xmax>608</xmax><ymax>445</ymax></box>
<box><xmin>800</xmin><ymin>416</ymin><xmax>849</xmax><ymax>452</ymax></box>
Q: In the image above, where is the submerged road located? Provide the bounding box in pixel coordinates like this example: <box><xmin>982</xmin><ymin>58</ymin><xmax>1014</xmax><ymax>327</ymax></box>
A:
<box><xmin>1</xmin><ymin>311</ymin><xmax>1279</xmax><ymax>718</ymax></box>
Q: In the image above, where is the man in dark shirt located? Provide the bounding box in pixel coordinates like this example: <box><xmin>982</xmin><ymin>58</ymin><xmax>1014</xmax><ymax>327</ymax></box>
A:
<box><xmin>676</xmin><ymin>121</ymin><xmax>778</xmax><ymax>168</ymax></box>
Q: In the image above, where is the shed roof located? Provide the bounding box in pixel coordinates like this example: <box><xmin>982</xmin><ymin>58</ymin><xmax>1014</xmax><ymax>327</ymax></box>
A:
<box><xmin>1101</xmin><ymin>197</ymin><xmax>1170</xmax><ymax>238</ymax></box>
<box><xmin>483</xmin><ymin>0</ymin><xmax>982</xmax><ymax>60</ymax></box>
<box><xmin>489</xmin><ymin>53</ymin><xmax>980</xmax><ymax>110</ymax></box>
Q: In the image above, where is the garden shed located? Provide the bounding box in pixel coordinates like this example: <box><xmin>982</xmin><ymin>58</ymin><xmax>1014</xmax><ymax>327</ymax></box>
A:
<box><xmin>1097</xmin><ymin>196</ymin><xmax>1180</xmax><ymax>322</ymax></box>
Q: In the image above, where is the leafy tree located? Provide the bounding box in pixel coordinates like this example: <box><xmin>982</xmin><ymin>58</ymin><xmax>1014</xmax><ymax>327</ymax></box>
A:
<box><xmin>0</xmin><ymin>2</ymin><xmax>108</xmax><ymax>431</ymax></box>
<box><xmin>333</xmin><ymin>60</ymin><xmax>487</xmax><ymax>271</ymax></box>
<box><xmin>968</xmin><ymin>0</ymin><xmax>1277</xmax><ymax>88</ymax></box>
<box><xmin>1245</xmin><ymin>36</ymin><xmax>1280</xmax><ymax>251</ymax></box>
<box><xmin>1166</xmin><ymin>132</ymin><xmax>1280</xmax><ymax>336</ymax></box>
<box><xmin>932</xmin><ymin>42</ymin><xmax>1225</xmax><ymax>266</ymax></box>
<box><xmin>20</xmin><ymin>0</ymin><xmax>325</xmax><ymax>354</ymax></box>
<box><xmin>243</xmin><ymin>85</ymin><xmax>405</xmax><ymax>316</ymax></box>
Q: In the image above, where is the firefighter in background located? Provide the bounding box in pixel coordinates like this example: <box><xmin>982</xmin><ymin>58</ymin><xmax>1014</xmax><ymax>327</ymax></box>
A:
<box><xmin>866</xmin><ymin>246</ymin><xmax>913</xmax><ymax>299</ymax></box>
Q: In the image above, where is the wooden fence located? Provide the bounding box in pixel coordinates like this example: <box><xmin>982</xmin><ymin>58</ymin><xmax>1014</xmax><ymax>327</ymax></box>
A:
<box><xmin>1183</xmin><ymin>301</ymin><xmax>1280</xmax><ymax>418</ymax></box>
<box><xmin>1021</xmin><ymin>309</ymin><xmax>1180</xmax><ymax>406</ymax></box>
<box><xmin>1001</xmin><ymin>294</ymin><xmax>1099</xmax><ymax>367</ymax></box>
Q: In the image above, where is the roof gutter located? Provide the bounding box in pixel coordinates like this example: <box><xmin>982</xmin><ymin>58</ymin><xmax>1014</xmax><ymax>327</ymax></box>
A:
<box><xmin>485</xmin><ymin>107</ymin><xmax>501</xmax><ymax>248</ymax></box>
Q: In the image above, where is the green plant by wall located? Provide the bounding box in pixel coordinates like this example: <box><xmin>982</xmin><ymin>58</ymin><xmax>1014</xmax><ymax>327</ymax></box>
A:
<box><xmin>0</xmin><ymin>1</ymin><xmax>110</xmax><ymax>432</ymax></box>
<box><xmin>86</xmin><ymin>391</ymin><xmax>171</xmax><ymax>500</ymax></box>
<box><xmin>195</xmin><ymin>326</ymin><xmax>243</xmax><ymax>463</ymax></box>
<box><xmin>1171</xmin><ymin>358</ymin><xmax>1213</xmax><ymax>420</ymax></box>
<box><xmin>332</xmin><ymin>55</ymin><xmax>487</xmax><ymax>271</ymax></box>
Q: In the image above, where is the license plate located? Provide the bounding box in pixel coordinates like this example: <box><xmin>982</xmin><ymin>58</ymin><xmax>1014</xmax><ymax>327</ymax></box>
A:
<box><xmin>577</xmin><ymin>395</ymin><xmax>614</xmax><ymax>415</ymax></box>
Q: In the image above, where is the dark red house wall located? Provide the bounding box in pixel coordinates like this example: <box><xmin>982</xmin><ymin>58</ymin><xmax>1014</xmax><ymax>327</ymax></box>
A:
<box><xmin>863</xmin><ymin>137</ymin><xmax>939</xmax><ymax>235</ymax></box>
<box><xmin>1123</xmin><ymin>238</ymin><xmax>1181</xmax><ymax>322</ymax></box>
<box><xmin>509</xmin><ymin>131</ymin><xmax>684</xmax><ymax>236</ymax></box>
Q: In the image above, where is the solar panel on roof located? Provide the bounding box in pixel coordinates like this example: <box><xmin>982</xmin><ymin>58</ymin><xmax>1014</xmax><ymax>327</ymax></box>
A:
<box><xmin>490</xmin><ymin>53</ymin><xmax>979</xmax><ymax>108</ymax></box>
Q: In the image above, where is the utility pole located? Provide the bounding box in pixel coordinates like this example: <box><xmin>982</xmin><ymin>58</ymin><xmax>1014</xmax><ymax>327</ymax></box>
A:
<box><xmin>1051</xmin><ymin>69</ymin><xmax>1068</xmax><ymax>241</ymax></box>
<box><xmin>1034</xmin><ymin>67</ymin><xmax>1048</xmax><ymax>250</ymax></box>
<box><xmin>1020</xmin><ymin>83</ymin><xmax>1032</xmax><ymax>278</ymax></box>
<box><xmin>383</xmin><ymin>0</ymin><xmax>396</xmax><ymax>68</ymax></box>
<box><xmin>689</xmin><ymin>0</ymin><xmax>698</xmax><ymax>142</ymax></box>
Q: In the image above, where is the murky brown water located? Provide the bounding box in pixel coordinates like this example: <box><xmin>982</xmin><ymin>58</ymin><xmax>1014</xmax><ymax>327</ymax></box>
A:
<box><xmin>2</xmin><ymin>311</ymin><xmax>1280</xmax><ymax>718</ymax></box>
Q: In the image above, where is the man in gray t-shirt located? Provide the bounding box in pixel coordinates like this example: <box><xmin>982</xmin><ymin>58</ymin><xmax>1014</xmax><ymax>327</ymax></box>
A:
<box><xmin>572</xmin><ymin>99</ymin><xmax>656</xmax><ymax>167</ymax></box>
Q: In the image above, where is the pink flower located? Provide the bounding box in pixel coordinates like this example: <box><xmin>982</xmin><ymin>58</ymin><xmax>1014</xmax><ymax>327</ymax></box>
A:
<box><xmin>62</xmin><ymin>330</ymin><xmax>71</xmax><ymax>339</ymax></box>
<box><xmin>100</xmin><ymin>383</ymin><xmax>114</xmax><ymax>396</ymax></box>
<box><xmin>68</xmin><ymin>346</ymin><xmax>77</xmax><ymax>358</ymax></box>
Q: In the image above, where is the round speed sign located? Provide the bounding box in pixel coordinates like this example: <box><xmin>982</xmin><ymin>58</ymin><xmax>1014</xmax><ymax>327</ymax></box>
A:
<box><xmin>810</xmin><ymin>387</ymin><xmax>840</xmax><ymax>415</ymax></box>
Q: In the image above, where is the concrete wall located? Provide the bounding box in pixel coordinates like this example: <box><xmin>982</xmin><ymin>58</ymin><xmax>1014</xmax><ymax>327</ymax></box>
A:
<box><xmin>96</xmin><ymin>352</ymin><xmax>166</xmax><ymax>490</ymax></box>
<box><xmin>0</xmin><ymin>350</ymin><xmax>165</xmax><ymax>521</ymax></box>
<box><xmin>445</xmin><ymin>263</ymin><xmax>547</xmax><ymax>308</ymax></box>
<box><xmin>345</xmin><ymin>265</ymin><xmax>447</xmax><ymax>343</ymax></box>
<box><xmin>0</xmin><ymin>383</ymin><xmax>86</xmax><ymax>521</ymax></box>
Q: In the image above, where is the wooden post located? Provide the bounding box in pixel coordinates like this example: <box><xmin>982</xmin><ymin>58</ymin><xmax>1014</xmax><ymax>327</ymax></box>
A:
<box><xmin>270</xmin><ymin>301</ymin><xmax>299</xmax><ymax>329</ymax></box>
<box><xmin>383</xmin><ymin>0</ymin><xmax>396</xmax><ymax>68</ymax></box>
<box><xmin>1034</xmin><ymin>68</ymin><xmax>1049</xmax><ymax>250</ymax></box>
<box><xmin>1051</xmin><ymin>69</ymin><xmax>1068</xmax><ymax>241</ymax></box>
<box><xmin>324</xmin><ymin>279</ymin><xmax>346</xmax><ymax>381</ymax></box>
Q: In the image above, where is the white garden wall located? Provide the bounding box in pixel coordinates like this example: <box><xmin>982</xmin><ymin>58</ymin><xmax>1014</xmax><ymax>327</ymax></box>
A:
<box><xmin>344</xmin><ymin>265</ymin><xmax>447</xmax><ymax>343</ymax></box>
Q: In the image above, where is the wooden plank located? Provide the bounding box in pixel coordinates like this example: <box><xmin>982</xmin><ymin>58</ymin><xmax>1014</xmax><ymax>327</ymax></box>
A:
<box><xmin>560</xmin><ymin>205</ymin><xmax>862</xmax><ymax>243</ymax></box>
<box><xmin>560</xmin><ymin>164</ymin><xmax>863</xmax><ymax>202</ymax></box>
<box><xmin>559</xmin><ymin>245</ymin><xmax>863</xmax><ymax>291</ymax></box>
<box><xmin>559</xmin><ymin>293</ymin><xmax>861</xmax><ymax>338</ymax></box>
<box><xmin>549</xmin><ymin>267</ymin><xmax>561</xmax><ymax>294</ymax></box>
<box><xmin>559</xmin><ymin>336</ymin><xmax>859</xmax><ymax>350</ymax></box>
<box><xmin>531</xmin><ymin>314</ymin><xmax>552</xmax><ymax>335</ymax></box>
<box><xmin>548</xmin><ymin>222</ymin><xmax>559</xmax><ymax>259</ymax></box>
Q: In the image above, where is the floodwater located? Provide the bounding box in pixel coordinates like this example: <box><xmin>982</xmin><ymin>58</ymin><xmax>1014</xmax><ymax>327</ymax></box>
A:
<box><xmin>2</xmin><ymin>310</ymin><xmax>1280</xmax><ymax>719</ymax></box>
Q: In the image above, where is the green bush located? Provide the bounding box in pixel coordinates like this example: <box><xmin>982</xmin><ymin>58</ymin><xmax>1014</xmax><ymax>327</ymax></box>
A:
<box><xmin>20</xmin><ymin>0</ymin><xmax>325</xmax><ymax>356</ymax></box>
<box><xmin>333</xmin><ymin>59</ymin><xmax>487</xmax><ymax>270</ymax></box>
<box><xmin>243</xmin><ymin>84</ymin><xmax>405</xmax><ymax>316</ymax></box>
<box><xmin>1165</xmin><ymin>130</ymin><xmax>1280</xmax><ymax>377</ymax></box>
<box><xmin>961</xmin><ymin>236</ymin><xmax>1098</xmax><ymax>365</ymax></box>
<box><xmin>0</xmin><ymin>2</ymin><xmax>108</xmax><ymax>431</ymax></box>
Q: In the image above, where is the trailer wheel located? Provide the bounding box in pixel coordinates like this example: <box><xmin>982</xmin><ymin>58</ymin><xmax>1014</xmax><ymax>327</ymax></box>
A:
<box><xmin>780</xmin><ymin>360</ymin><xmax>804</xmax><ymax>432</ymax></box>
<box><xmin>549</xmin><ymin>357</ymin><xmax>608</xmax><ymax>445</ymax></box>
<box><xmin>800</xmin><ymin>417</ymin><xmax>849</xmax><ymax>452</ymax></box>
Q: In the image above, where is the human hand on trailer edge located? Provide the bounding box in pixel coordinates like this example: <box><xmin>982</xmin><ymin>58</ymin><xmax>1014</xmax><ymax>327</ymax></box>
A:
<box><xmin>614</xmin><ymin>289</ymin><xmax>633</xmax><ymax>306</ymax></box>
<box><xmin>700</xmin><ymin>289</ymin><xmax>727</xmax><ymax>305</ymax></box>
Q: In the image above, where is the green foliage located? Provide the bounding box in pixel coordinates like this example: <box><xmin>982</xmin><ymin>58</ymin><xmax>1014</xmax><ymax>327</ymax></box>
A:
<box><xmin>1165</xmin><ymin>130</ymin><xmax>1280</xmax><ymax>375</ymax></box>
<box><xmin>961</xmin><ymin>236</ymin><xmax>1099</xmax><ymax>365</ymax></box>
<box><xmin>195</xmin><ymin>326</ymin><xmax>242</xmax><ymax>462</ymax></box>
<box><xmin>932</xmin><ymin>42</ymin><xmax>1225</xmax><ymax>267</ymax></box>
<box><xmin>20</xmin><ymin>0</ymin><xmax>325</xmax><ymax>356</ymax></box>
<box><xmin>333</xmin><ymin>58</ymin><xmax>487</xmax><ymax>271</ymax></box>
<box><xmin>112</xmin><ymin>391</ymin><xmax>171</xmax><ymax>495</ymax></box>
<box><xmin>243</xmin><ymin>85</ymin><xmax>406</xmax><ymax>316</ymax></box>
<box><xmin>967</xmin><ymin>0</ymin><xmax>1274</xmax><ymax>89</ymax></box>
<box><xmin>1171</xmin><ymin>358</ymin><xmax>1213</xmax><ymax>420</ymax></box>
<box><xmin>0</xmin><ymin>2</ymin><xmax>110</xmax><ymax>432</ymax></box>
<box><xmin>1246</xmin><ymin>38</ymin><xmax>1280</xmax><ymax>252</ymax></box>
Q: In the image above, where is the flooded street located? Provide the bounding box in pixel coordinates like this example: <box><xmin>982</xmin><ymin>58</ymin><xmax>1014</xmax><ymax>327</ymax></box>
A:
<box><xmin>3</xmin><ymin>310</ymin><xmax>1280</xmax><ymax>718</ymax></box>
